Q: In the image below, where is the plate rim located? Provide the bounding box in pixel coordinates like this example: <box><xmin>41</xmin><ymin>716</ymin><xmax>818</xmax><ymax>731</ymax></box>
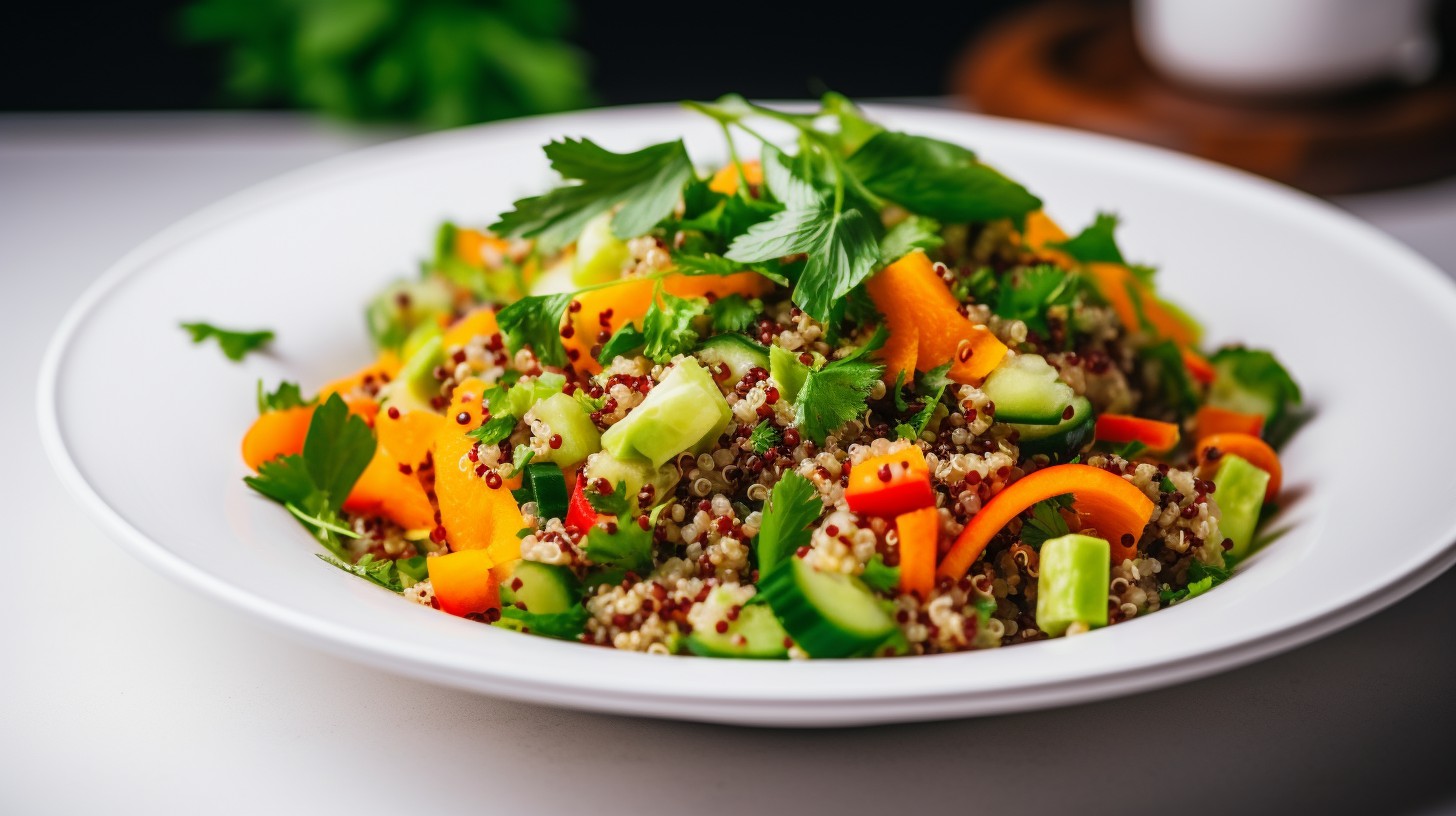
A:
<box><xmin>37</xmin><ymin>102</ymin><xmax>1456</xmax><ymax>726</ymax></box>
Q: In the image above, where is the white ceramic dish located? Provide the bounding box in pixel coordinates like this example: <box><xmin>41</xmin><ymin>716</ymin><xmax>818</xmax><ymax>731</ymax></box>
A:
<box><xmin>38</xmin><ymin>104</ymin><xmax>1456</xmax><ymax>727</ymax></box>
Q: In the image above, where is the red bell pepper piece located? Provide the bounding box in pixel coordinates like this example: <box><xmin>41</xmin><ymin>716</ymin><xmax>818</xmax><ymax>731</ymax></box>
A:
<box><xmin>567</xmin><ymin>471</ymin><xmax>601</xmax><ymax>532</ymax></box>
<box><xmin>845</xmin><ymin>446</ymin><xmax>935</xmax><ymax>517</ymax></box>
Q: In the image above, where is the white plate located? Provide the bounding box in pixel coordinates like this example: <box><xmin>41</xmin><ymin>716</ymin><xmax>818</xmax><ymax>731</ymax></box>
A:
<box><xmin>38</xmin><ymin>104</ymin><xmax>1456</xmax><ymax>727</ymax></box>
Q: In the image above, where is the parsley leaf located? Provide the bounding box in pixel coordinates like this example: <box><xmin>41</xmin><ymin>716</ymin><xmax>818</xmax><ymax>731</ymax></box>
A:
<box><xmin>583</xmin><ymin>523</ymin><xmax>653</xmax><ymax>576</ymax></box>
<box><xmin>257</xmin><ymin>380</ymin><xmax>313</xmax><ymax>414</ymax></box>
<box><xmin>755</xmin><ymin>471</ymin><xmax>822</xmax><ymax>573</ymax></box>
<box><xmin>1159</xmin><ymin>558</ymin><xmax>1236</xmax><ymax>605</ymax></box>
<box><xmin>244</xmin><ymin>455</ymin><xmax>316</xmax><ymax>506</ymax></box>
<box><xmin>597</xmin><ymin>322</ymin><xmax>645</xmax><ymax>364</ymax></box>
<box><xmin>468</xmin><ymin>415</ymin><xmax>518</xmax><ymax>445</ymax></box>
<box><xmin>995</xmin><ymin>265</ymin><xmax>1080</xmax><ymax>334</ymax></box>
<box><xmin>794</xmin><ymin>208</ymin><xmax>879</xmax><ymax>325</ymax></box>
<box><xmin>795</xmin><ymin>356</ymin><xmax>885</xmax><ymax>445</ymax></box>
<box><xmin>1020</xmin><ymin>494</ymin><xmax>1073</xmax><ymax>549</ymax></box>
<box><xmin>724</xmin><ymin>196</ymin><xmax>827</xmax><ymax>262</ymax></box>
<box><xmin>181</xmin><ymin>321</ymin><xmax>273</xmax><ymax>361</ymax></box>
<box><xmin>642</xmin><ymin>287</ymin><xmax>708</xmax><ymax>363</ymax></box>
<box><xmin>318</xmin><ymin>553</ymin><xmax>402</xmax><ymax>593</ymax></box>
<box><xmin>706</xmin><ymin>295</ymin><xmax>759</xmax><ymax>333</ymax></box>
<box><xmin>301</xmin><ymin>394</ymin><xmax>378</xmax><ymax>511</ymax></box>
<box><xmin>1049</xmin><ymin>212</ymin><xmax>1125</xmax><ymax>264</ymax></box>
<box><xmin>496</xmin><ymin>292</ymin><xmax>574</xmax><ymax>367</ymax></box>
<box><xmin>748</xmin><ymin>421</ymin><xmax>780</xmax><ymax>454</ymax></box>
<box><xmin>860</xmin><ymin>554</ymin><xmax>901</xmax><ymax>593</ymax></box>
<box><xmin>670</xmin><ymin>252</ymin><xmax>790</xmax><ymax>287</ymax></box>
<box><xmin>845</xmin><ymin>131</ymin><xmax>1041</xmax><ymax>223</ymax></box>
<box><xmin>585</xmin><ymin>480</ymin><xmax>631</xmax><ymax>517</ymax></box>
<box><xmin>879</xmin><ymin>216</ymin><xmax>944</xmax><ymax>265</ymax></box>
<box><xmin>490</xmin><ymin>138</ymin><xmax>694</xmax><ymax>250</ymax></box>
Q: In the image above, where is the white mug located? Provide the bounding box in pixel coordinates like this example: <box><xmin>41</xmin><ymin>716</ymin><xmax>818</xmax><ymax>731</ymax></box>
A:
<box><xmin>1133</xmin><ymin>0</ymin><xmax>1439</xmax><ymax>96</ymax></box>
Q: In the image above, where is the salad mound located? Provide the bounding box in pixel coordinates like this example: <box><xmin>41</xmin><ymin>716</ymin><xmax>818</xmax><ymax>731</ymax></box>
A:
<box><xmin>238</xmin><ymin>95</ymin><xmax>1301</xmax><ymax>658</ymax></box>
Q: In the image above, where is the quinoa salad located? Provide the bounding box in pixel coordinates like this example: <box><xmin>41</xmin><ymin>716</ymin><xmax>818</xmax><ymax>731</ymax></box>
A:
<box><xmin>228</xmin><ymin>95</ymin><xmax>1302</xmax><ymax>659</ymax></box>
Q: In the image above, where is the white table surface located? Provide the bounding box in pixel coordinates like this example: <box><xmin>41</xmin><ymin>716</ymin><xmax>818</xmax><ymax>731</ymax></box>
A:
<box><xmin>5</xmin><ymin>112</ymin><xmax>1456</xmax><ymax>816</ymax></box>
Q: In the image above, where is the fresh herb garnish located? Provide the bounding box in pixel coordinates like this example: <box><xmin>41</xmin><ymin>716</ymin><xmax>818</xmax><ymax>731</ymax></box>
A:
<box><xmin>585</xmin><ymin>480</ymin><xmax>632</xmax><ymax>517</ymax></box>
<box><xmin>318</xmin><ymin>553</ymin><xmax>403</xmax><ymax>592</ymax></box>
<box><xmin>583</xmin><ymin>520</ymin><xmax>653</xmax><ymax>576</ymax></box>
<box><xmin>1020</xmin><ymin>494</ymin><xmax>1074</xmax><ymax>549</ymax></box>
<box><xmin>879</xmin><ymin>216</ymin><xmax>945</xmax><ymax>265</ymax></box>
<box><xmin>994</xmin><ymin>265</ymin><xmax>1080</xmax><ymax>334</ymax></box>
<box><xmin>748</xmin><ymin>421</ymin><xmax>781</xmax><ymax>454</ymax></box>
<box><xmin>642</xmin><ymin>286</ymin><xmax>707</xmax><ymax>363</ymax></box>
<box><xmin>845</xmin><ymin>131</ymin><xmax>1042</xmax><ymax>223</ymax></box>
<box><xmin>256</xmin><ymin>380</ymin><xmax>313</xmax><ymax>414</ymax></box>
<box><xmin>468</xmin><ymin>415</ymin><xmax>518</xmax><ymax>446</ymax></box>
<box><xmin>1159</xmin><ymin>558</ymin><xmax>1237</xmax><ymax>605</ymax></box>
<box><xmin>794</xmin><ymin>354</ymin><xmax>885</xmax><ymax>445</ymax></box>
<box><xmin>1049</xmin><ymin>212</ymin><xmax>1125</xmax><ymax>264</ymax></box>
<box><xmin>754</xmin><ymin>471</ymin><xmax>822</xmax><ymax>573</ymax></box>
<box><xmin>707</xmin><ymin>294</ymin><xmax>759</xmax><ymax>333</ymax></box>
<box><xmin>181</xmin><ymin>321</ymin><xmax>273</xmax><ymax>361</ymax></box>
<box><xmin>496</xmin><ymin>292</ymin><xmax>574</xmax><ymax>367</ymax></box>
<box><xmin>860</xmin><ymin>554</ymin><xmax>901</xmax><ymax>592</ymax></box>
<box><xmin>497</xmin><ymin>605</ymin><xmax>590</xmax><ymax>640</ymax></box>
<box><xmin>597</xmin><ymin>323</ymin><xmax>646</xmax><ymax>364</ymax></box>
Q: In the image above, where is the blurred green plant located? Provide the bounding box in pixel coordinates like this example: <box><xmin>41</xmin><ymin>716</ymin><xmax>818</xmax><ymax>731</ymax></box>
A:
<box><xmin>181</xmin><ymin>0</ymin><xmax>593</xmax><ymax>128</ymax></box>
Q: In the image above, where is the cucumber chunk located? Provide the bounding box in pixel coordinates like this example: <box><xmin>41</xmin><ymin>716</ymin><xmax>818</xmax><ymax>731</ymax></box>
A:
<box><xmin>981</xmin><ymin>353</ymin><xmax>1075</xmax><ymax>425</ymax></box>
<box><xmin>365</xmin><ymin>276</ymin><xmax>453</xmax><ymax>353</ymax></box>
<box><xmin>758</xmin><ymin>557</ymin><xmax>898</xmax><ymax>658</ymax></box>
<box><xmin>513</xmin><ymin>462</ymin><xmax>569</xmax><ymax>520</ymax></box>
<box><xmin>686</xmin><ymin>597</ymin><xmax>790</xmax><ymax>659</ymax></box>
<box><xmin>769</xmin><ymin>344</ymin><xmax>821</xmax><ymax>404</ymax></box>
<box><xmin>601</xmin><ymin>357</ymin><xmax>732</xmax><ymax>467</ymax></box>
<box><xmin>1035</xmin><ymin>533</ymin><xmax>1110</xmax><ymax>637</ymax></box>
<box><xmin>582</xmin><ymin>451</ymin><xmax>680</xmax><ymax>512</ymax></box>
<box><xmin>530</xmin><ymin>392</ymin><xmax>601</xmax><ymax>468</ymax></box>
<box><xmin>380</xmin><ymin>335</ymin><xmax>444</xmax><ymax>415</ymax></box>
<box><xmin>1010</xmin><ymin>396</ymin><xmax>1094</xmax><ymax>459</ymax></box>
<box><xmin>696</xmin><ymin>334</ymin><xmax>769</xmax><ymax>386</ymax></box>
<box><xmin>572</xmin><ymin>212</ymin><xmax>631</xmax><ymax>287</ymax></box>
<box><xmin>500</xmin><ymin>560</ymin><xmax>580</xmax><ymax>615</ymax></box>
<box><xmin>1210</xmin><ymin>454</ymin><xmax>1270</xmax><ymax>558</ymax></box>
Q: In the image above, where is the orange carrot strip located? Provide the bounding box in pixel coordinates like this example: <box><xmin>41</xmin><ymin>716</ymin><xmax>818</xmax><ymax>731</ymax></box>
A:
<box><xmin>433</xmin><ymin>377</ymin><xmax>525</xmax><ymax>553</ymax></box>
<box><xmin>1181</xmin><ymin>347</ymin><xmax>1216</xmax><ymax>385</ymax></box>
<box><xmin>1197</xmin><ymin>433</ymin><xmax>1282</xmax><ymax>501</ymax></box>
<box><xmin>1195</xmin><ymin>405</ymin><xmax>1265</xmax><ymax>439</ymax></box>
<box><xmin>937</xmin><ymin>464</ymin><xmax>1154</xmax><ymax>577</ymax></box>
<box><xmin>894</xmin><ymin>506</ymin><xmax>939</xmax><ymax>600</ymax></box>
<box><xmin>1095</xmin><ymin>414</ymin><xmax>1181</xmax><ymax>453</ymax></box>
<box><xmin>866</xmin><ymin>250</ymin><xmax>1007</xmax><ymax>383</ymax></box>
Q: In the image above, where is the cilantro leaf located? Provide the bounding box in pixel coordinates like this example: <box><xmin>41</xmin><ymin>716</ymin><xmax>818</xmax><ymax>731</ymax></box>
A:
<box><xmin>1020</xmin><ymin>494</ymin><xmax>1073</xmax><ymax>549</ymax></box>
<box><xmin>257</xmin><ymin>380</ymin><xmax>313</xmax><ymax>414</ymax></box>
<box><xmin>490</xmin><ymin>138</ymin><xmax>694</xmax><ymax>249</ymax></box>
<box><xmin>879</xmin><ymin>216</ymin><xmax>944</xmax><ymax>265</ymax></box>
<box><xmin>795</xmin><ymin>357</ymin><xmax>884</xmax><ymax>445</ymax></box>
<box><xmin>1049</xmin><ymin>212</ymin><xmax>1125</xmax><ymax>264</ymax></box>
<box><xmin>755</xmin><ymin>471</ymin><xmax>822</xmax><ymax>573</ymax></box>
<box><xmin>748</xmin><ymin>421</ymin><xmax>780</xmax><ymax>454</ymax></box>
<box><xmin>585</xmin><ymin>481</ymin><xmax>631</xmax><ymax>517</ymax></box>
<box><xmin>244</xmin><ymin>454</ymin><xmax>316</xmax><ymax>506</ymax></box>
<box><xmin>181</xmin><ymin>321</ymin><xmax>273</xmax><ymax>361</ymax></box>
<box><xmin>707</xmin><ymin>294</ymin><xmax>759</xmax><ymax>333</ymax></box>
<box><xmin>860</xmin><ymin>554</ymin><xmax>901</xmax><ymax>593</ymax></box>
<box><xmin>724</xmin><ymin>197</ymin><xmax>827</xmax><ymax>262</ymax></box>
<box><xmin>583</xmin><ymin>523</ymin><xmax>653</xmax><ymax>575</ymax></box>
<box><xmin>468</xmin><ymin>415</ymin><xmax>518</xmax><ymax>445</ymax></box>
<box><xmin>318</xmin><ymin>553</ymin><xmax>402</xmax><ymax>593</ymax></box>
<box><xmin>642</xmin><ymin>287</ymin><xmax>708</xmax><ymax>363</ymax></box>
<box><xmin>994</xmin><ymin>265</ymin><xmax>1080</xmax><ymax>334</ymax></box>
<box><xmin>794</xmin><ymin>208</ymin><xmax>880</xmax><ymax>325</ymax></box>
<box><xmin>845</xmin><ymin>131</ymin><xmax>1041</xmax><ymax>223</ymax></box>
<box><xmin>302</xmin><ymin>393</ymin><xmax>378</xmax><ymax>511</ymax></box>
<box><xmin>496</xmin><ymin>292</ymin><xmax>574</xmax><ymax>367</ymax></box>
<box><xmin>597</xmin><ymin>322</ymin><xmax>645</xmax><ymax>364</ymax></box>
<box><xmin>1159</xmin><ymin>558</ymin><xmax>1236</xmax><ymax>605</ymax></box>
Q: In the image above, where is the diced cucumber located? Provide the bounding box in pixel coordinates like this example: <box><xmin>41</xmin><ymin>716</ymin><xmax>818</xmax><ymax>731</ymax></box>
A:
<box><xmin>768</xmin><ymin>344</ymin><xmax>822</xmax><ymax>404</ymax></box>
<box><xmin>1035</xmin><ymin>533</ymin><xmax>1110</xmax><ymax>637</ymax></box>
<box><xmin>500</xmin><ymin>560</ymin><xmax>580</xmax><ymax>615</ymax></box>
<box><xmin>530</xmin><ymin>392</ymin><xmax>601</xmax><ymax>468</ymax></box>
<box><xmin>380</xmin><ymin>335</ymin><xmax>444</xmax><ymax>415</ymax></box>
<box><xmin>686</xmin><ymin>602</ymin><xmax>790</xmax><ymax>659</ymax></box>
<box><xmin>758</xmin><ymin>557</ymin><xmax>898</xmax><ymax>658</ymax></box>
<box><xmin>503</xmin><ymin>372</ymin><xmax>566</xmax><ymax>417</ymax></box>
<box><xmin>513</xmin><ymin>462</ymin><xmax>569</xmax><ymax>520</ymax></box>
<box><xmin>981</xmin><ymin>353</ymin><xmax>1075</xmax><ymax>425</ymax></box>
<box><xmin>572</xmin><ymin>212</ymin><xmax>631</xmax><ymax>287</ymax></box>
<box><xmin>1011</xmin><ymin>396</ymin><xmax>1094</xmax><ymax>459</ymax></box>
<box><xmin>601</xmin><ymin>357</ymin><xmax>732</xmax><ymax>467</ymax></box>
<box><xmin>1210</xmin><ymin>454</ymin><xmax>1270</xmax><ymax>558</ymax></box>
<box><xmin>365</xmin><ymin>276</ymin><xmax>454</xmax><ymax>353</ymax></box>
<box><xmin>582</xmin><ymin>451</ymin><xmax>681</xmax><ymax>511</ymax></box>
<box><xmin>400</xmin><ymin>318</ymin><xmax>443</xmax><ymax>363</ymax></box>
<box><xmin>696</xmin><ymin>334</ymin><xmax>769</xmax><ymax>386</ymax></box>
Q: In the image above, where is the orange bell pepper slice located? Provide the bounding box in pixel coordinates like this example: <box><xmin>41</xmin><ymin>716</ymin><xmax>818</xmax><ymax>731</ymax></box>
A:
<box><xmin>938</xmin><ymin>464</ymin><xmax>1155</xmax><ymax>577</ymax></box>
<box><xmin>442</xmin><ymin>306</ymin><xmax>501</xmax><ymax>350</ymax></box>
<box><xmin>242</xmin><ymin>397</ymin><xmax>377</xmax><ymax>471</ymax></box>
<box><xmin>1194</xmin><ymin>405</ymin><xmax>1265</xmax><ymax>439</ymax></box>
<box><xmin>1095</xmin><ymin>414</ymin><xmax>1181</xmax><ymax>453</ymax></box>
<box><xmin>845</xmin><ymin>446</ymin><xmax>934</xmax><ymax>517</ymax></box>
<box><xmin>866</xmin><ymin>250</ymin><xmax>1007</xmax><ymax>383</ymax></box>
<box><xmin>432</xmin><ymin>377</ymin><xmax>526</xmax><ymax>561</ymax></box>
<box><xmin>894</xmin><ymin>506</ymin><xmax>939</xmax><ymax>600</ymax></box>
<box><xmin>1197</xmin><ymin>433</ymin><xmax>1282</xmax><ymax>502</ymax></box>
<box><xmin>427</xmin><ymin>550</ymin><xmax>502</xmax><ymax>618</ymax></box>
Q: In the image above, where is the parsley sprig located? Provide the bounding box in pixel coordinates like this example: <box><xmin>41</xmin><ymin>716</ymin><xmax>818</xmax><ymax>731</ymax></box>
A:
<box><xmin>181</xmin><ymin>321</ymin><xmax>274</xmax><ymax>361</ymax></box>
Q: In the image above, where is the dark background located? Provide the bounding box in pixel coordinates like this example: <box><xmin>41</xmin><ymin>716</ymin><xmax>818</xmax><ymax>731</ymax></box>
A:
<box><xmin>0</xmin><ymin>0</ymin><xmax>1023</xmax><ymax>111</ymax></box>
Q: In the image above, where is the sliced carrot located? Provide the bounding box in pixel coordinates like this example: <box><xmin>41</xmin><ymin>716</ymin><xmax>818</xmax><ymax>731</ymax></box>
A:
<box><xmin>375</xmin><ymin>408</ymin><xmax>446</xmax><ymax>469</ymax></box>
<box><xmin>343</xmin><ymin>449</ymin><xmax>436</xmax><ymax>531</ymax></box>
<box><xmin>242</xmin><ymin>406</ymin><xmax>314</xmax><ymax>471</ymax></box>
<box><xmin>432</xmin><ymin>377</ymin><xmax>526</xmax><ymax>554</ymax></box>
<box><xmin>937</xmin><ymin>464</ymin><xmax>1155</xmax><ymax>577</ymax></box>
<box><xmin>876</xmin><ymin>320</ymin><xmax>918</xmax><ymax>384</ymax></box>
<box><xmin>1019</xmin><ymin>210</ymin><xmax>1074</xmax><ymax>267</ymax></box>
<box><xmin>894</xmin><ymin>506</ymin><xmax>939</xmax><ymax>600</ymax></box>
<box><xmin>708</xmin><ymin>160</ymin><xmax>763</xmax><ymax>195</ymax></box>
<box><xmin>1197</xmin><ymin>433</ymin><xmax>1281</xmax><ymax>501</ymax></box>
<box><xmin>1095</xmin><ymin>414</ymin><xmax>1181</xmax><ymax>453</ymax></box>
<box><xmin>846</xmin><ymin>446</ymin><xmax>934</xmax><ymax>517</ymax></box>
<box><xmin>1181</xmin><ymin>347</ymin><xmax>1216</xmax><ymax>385</ymax></box>
<box><xmin>1083</xmin><ymin>262</ymin><xmax>1198</xmax><ymax>347</ymax></box>
<box><xmin>442</xmin><ymin>306</ymin><xmax>501</xmax><ymax>350</ymax></box>
<box><xmin>866</xmin><ymin>250</ymin><xmax>1007</xmax><ymax>383</ymax></box>
<box><xmin>427</xmin><ymin>550</ymin><xmax>501</xmax><ymax>618</ymax></box>
<box><xmin>1195</xmin><ymin>405</ymin><xmax>1265</xmax><ymax>439</ymax></box>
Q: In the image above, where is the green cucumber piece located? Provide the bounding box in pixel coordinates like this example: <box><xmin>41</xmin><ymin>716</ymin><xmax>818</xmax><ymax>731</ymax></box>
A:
<box><xmin>1210</xmin><ymin>454</ymin><xmax>1270</xmax><ymax>558</ymax></box>
<box><xmin>582</xmin><ymin>451</ymin><xmax>680</xmax><ymax>512</ymax></box>
<box><xmin>758</xmin><ymin>557</ymin><xmax>898</xmax><ymax>658</ymax></box>
<box><xmin>513</xmin><ymin>462</ymin><xmax>569</xmax><ymax>520</ymax></box>
<box><xmin>530</xmin><ymin>392</ymin><xmax>601</xmax><ymax>468</ymax></box>
<box><xmin>1208</xmin><ymin>347</ymin><xmax>1301</xmax><ymax>428</ymax></box>
<box><xmin>365</xmin><ymin>276</ymin><xmax>453</xmax><ymax>353</ymax></box>
<box><xmin>601</xmin><ymin>357</ymin><xmax>732</xmax><ymax>467</ymax></box>
<box><xmin>572</xmin><ymin>212</ymin><xmax>631</xmax><ymax>287</ymax></box>
<box><xmin>696</xmin><ymin>334</ymin><xmax>769</xmax><ymax>385</ymax></box>
<box><xmin>769</xmin><ymin>344</ymin><xmax>813</xmax><ymax>404</ymax></box>
<box><xmin>1010</xmin><ymin>396</ymin><xmax>1094</xmax><ymax>459</ymax></box>
<box><xmin>380</xmin><ymin>335</ymin><xmax>444</xmax><ymax>414</ymax></box>
<box><xmin>981</xmin><ymin>353</ymin><xmax>1075</xmax><ymax>425</ymax></box>
<box><xmin>1035</xmin><ymin>533</ymin><xmax>1110</xmax><ymax>637</ymax></box>
<box><xmin>500</xmin><ymin>560</ymin><xmax>580</xmax><ymax>615</ymax></box>
<box><xmin>686</xmin><ymin>602</ymin><xmax>790</xmax><ymax>659</ymax></box>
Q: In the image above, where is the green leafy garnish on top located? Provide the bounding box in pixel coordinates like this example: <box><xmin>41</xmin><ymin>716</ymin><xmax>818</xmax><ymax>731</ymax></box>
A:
<box><xmin>754</xmin><ymin>471</ymin><xmax>822</xmax><ymax>574</ymax></box>
<box><xmin>181</xmin><ymin>321</ymin><xmax>274</xmax><ymax>361</ymax></box>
